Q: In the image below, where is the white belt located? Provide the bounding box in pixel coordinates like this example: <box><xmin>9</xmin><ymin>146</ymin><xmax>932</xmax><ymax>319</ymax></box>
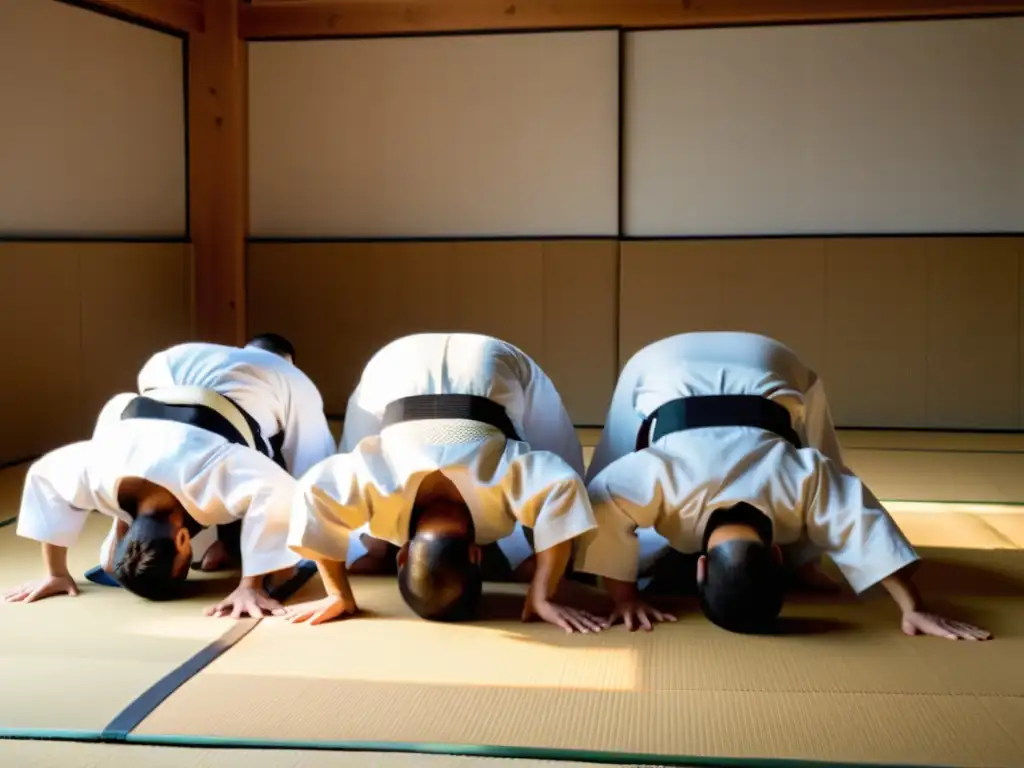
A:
<box><xmin>140</xmin><ymin>386</ymin><xmax>258</xmax><ymax>450</ymax></box>
<box><xmin>381</xmin><ymin>418</ymin><xmax>502</xmax><ymax>446</ymax></box>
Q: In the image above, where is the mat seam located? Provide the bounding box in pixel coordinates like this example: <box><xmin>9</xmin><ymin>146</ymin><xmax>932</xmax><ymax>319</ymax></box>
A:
<box><xmin>100</xmin><ymin>618</ymin><xmax>261</xmax><ymax>741</ymax></box>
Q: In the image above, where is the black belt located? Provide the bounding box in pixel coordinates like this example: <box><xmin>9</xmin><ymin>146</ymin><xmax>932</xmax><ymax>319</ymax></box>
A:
<box><xmin>635</xmin><ymin>395</ymin><xmax>802</xmax><ymax>451</ymax></box>
<box><xmin>120</xmin><ymin>395</ymin><xmax>271</xmax><ymax>458</ymax></box>
<box><xmin>382</xmin><ymin>394</ymin><xmax>521</xmax><ymax>442</ymax></box>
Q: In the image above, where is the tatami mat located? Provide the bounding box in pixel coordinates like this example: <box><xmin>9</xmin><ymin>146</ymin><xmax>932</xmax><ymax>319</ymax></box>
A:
<box><xmin>0</xmin><ymin>517</ymin><xmax>242</xmax><ymax>734</ymax></box>
<box><xmin>127</xmin><ymin>532</ymin><xmax>1024</xmax><ymax>767</ymax></box>
<box><xmin>3</xmin><ymin>433</ymin><xmax>1024</xmax><ymax>767</ymax></box>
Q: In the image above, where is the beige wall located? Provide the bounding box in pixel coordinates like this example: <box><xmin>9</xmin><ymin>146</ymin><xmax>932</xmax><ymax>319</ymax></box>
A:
<box><xmin>248</xmin><ymin>32</ymin><xmax>618</xmax><ymax>238</ymax></box>
<box><xmin>0</xmin><ymin>3</ymin><xmax>190</xmax><ymax>465</ymax></box>
<box><xmin>624</xmin><ymin>19</ymin><xmax>1024</xmax><ymax>236</ymax></box>
<box><xmin>246</xmin><ymin>241</ymin><xmax>618</xmax><ymax>424</ymax></box>
<box><xmin>620</xmin><ymin>236</ymin><xmax>1024</xmax><ymax>430</ymax></box>
<box><xmin>0</xmin><ymin>242</ymin><xmax>194</xmax><ymax>465</ymax></box>
<box><xmin>244</xmin><ymin>22</ymin><xmax>1023</xmax><ymax>433</ymax></box>
<box><xmin>0</xmin><ymin>0</ymin><xmax>186</xmax><ymax>237</ymax></box>
<box><xmin>250</xmin><ymin>236</ymin><xmax>1024</xmax><ymax>431</ymax></box>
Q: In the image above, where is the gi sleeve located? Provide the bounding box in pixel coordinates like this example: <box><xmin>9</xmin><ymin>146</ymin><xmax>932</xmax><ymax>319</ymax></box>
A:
<box><xmin>517</xmin><ymin>361</ymin><xmax>586</xmax><ymax>477</ymax></box>
<box><xmin>16</xmin><ymin>442</ymin><xmax>101</xmax><ymax>549</ymax></box>
<box><xmin>585</xmin><ymin>354</ymin><xmax>645</xmax><ymax>484</ymax></box>
<box><xmin>500</xmin><ymin>451</ymin><xmax>597</xmax><ymax>554</ymax></box>
<box><xmin>277</xmin><ymin>368</ymin><xmax>337</xmax><ymax>477</ymax></box>
<box><xmin>793</xmin><ymin>449</ymin><xmax>919</xmax><ymax>594</ymax></box>
<box><xmin>187</xmin><ymin>445</ymin><xmax>302</xmax><ymax>578</ymax></box>
<box><xmin>287</xmin><ymin>452</ymin><xmax>374</xmax><ymax>563</ymax></box>
<box><xmin>573</xmin><ymin>450</ymin><xmax>669</xmax><ymax>582</ymax></box>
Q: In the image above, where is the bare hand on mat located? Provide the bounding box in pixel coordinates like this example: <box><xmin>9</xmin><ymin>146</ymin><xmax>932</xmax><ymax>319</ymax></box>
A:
<box><xmin>522</xmin><ymin>597</ymin><xmax>606</xmax><ymax>634</ymax></box>
<box><xmin>882</xmin><ymin>571</ymin><xmax>991</xmax><ymax>640</ymax></box>
<box><xmin>282</xmin><ymin>594</ymin><xmax>358</xmax><ymax>625</ymax></box>
<box><xmin>901</xmin><ymin>611</ymin><xmax>991</xmax><ymax>641</ymax></box>
<box><xmin>3</xmin><ymin>574</ymin><xmax>79</xmax><ymax>603</ymax></box>
<box><xmin>599</xmin><ymin>577</ymin><xmax>677</xmax><ymax>631</ymax></box>
<box><xmin>603</xmin><ymin>600</ymin><xmax>677</xmax><ymax>632</ymax></box>
<box><xmin>206</xmin><ymin>584</ymin><xmax>285</xmax><ymax>619</ymax></box>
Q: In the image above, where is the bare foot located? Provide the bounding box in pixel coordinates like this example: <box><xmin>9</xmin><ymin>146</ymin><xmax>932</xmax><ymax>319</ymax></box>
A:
<box><xmin>511</xmin><ymin>555</ymin><xmax>537</xmax><ymax>584</ymax></box>
<box><xmin>348</xmin><ymin>534</ymin><xmax>398</xmax><ymax>575</ymax></box>
<box><xmin>348</xmin><ymin>553</ymin><xmax>395</xmax><ymax>575</ymax></box>
<box><xmin>198</xmin><ymin>541</ymin><xmax>238</xmax><ymax>572</ymax></box>
<box><xmin>263</xmin><ymin>564</ymin><xmax>300</xmax><ymax>592</ymax></box>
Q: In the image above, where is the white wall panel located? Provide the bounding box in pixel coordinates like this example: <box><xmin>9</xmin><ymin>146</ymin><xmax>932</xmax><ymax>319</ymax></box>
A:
<box><xmin>249</xmin><ymin>32</ymin><xmax>619</xmax><ymax>238</ymax></box>
<box><xmin>0</xmin><ymin>0</ymin><xmax>187</xmax><ymax>237</ymax></box>
<box><xmin>624</xmin><ymin>18</ymin><xmax>1024</xmax><ymax>236</ymax></box>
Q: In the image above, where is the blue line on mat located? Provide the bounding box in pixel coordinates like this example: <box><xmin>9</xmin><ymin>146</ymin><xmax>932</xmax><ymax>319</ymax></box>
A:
<box><xmin>101</xmin><ymin>619</ymin><xmax>261</xmax><ymax>740</ymax></box>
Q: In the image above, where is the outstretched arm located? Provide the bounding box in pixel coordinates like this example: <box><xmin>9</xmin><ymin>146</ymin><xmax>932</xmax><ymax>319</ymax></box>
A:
<box><xmin>6</xmin><ymin>443</ymin><xmax>99</xmax><ymax>604</ymax></box>
<box><xmin>796</xmin><ymin>451</ymin><xmax>991</xmax><ymax>640</ymax></box>
<box><xmin>501</xmin><ymin>451</ymin><xmax>604</xmax><ymax>633</ymax></box>
<box><xmin>880</xmin><ymin>567</ymin><xmax>991</xmax><ymax>640</ymax></box>
<box><xmin>280</xmin><ymin>452</ymin><xmax>377</xmax><ymax>624</ymax></box>
<box><xmin>576</xmin><ymin>450</ymin><xmax>679</xmax><ymax>631</ymax></box>
<box><xmin>196</xmin><ymin>447</ymin><xmax>304</xmax><ymax>618</ymax></box>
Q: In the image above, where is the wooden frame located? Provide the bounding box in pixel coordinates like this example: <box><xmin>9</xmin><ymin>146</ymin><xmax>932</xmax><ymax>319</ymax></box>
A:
<box><xmin>239</xmin><ymin>0</ymin><xmax>1024</xmax><ymax>39</ymax></box>
<box><xmin>67</xmin><ymin>0</ymin><xmax>1024</xmax><ymax>346</ymax></box>
<box><xmin>188</xmin><ymin>0</ymin><xmax>248</xmax><ymax>345</ymax></box>
<box><xmin>75</xmin><ymin>0</ymin><xmax>204</xmax><ymax>34</ymax></box>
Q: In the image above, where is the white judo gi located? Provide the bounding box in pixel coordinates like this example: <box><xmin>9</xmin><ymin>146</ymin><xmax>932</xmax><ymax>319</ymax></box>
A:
<box><xmin>92</xmin><ymin>342</ymin><xmax>336</xmax><ymax>567</ymax></box>
<box><xmin>575</xmin><ymin>332</ymin><xmax>919</xmax><ymax>595</ymax></box>
<box><xmin>16</xmin><ymin>392</ymin><xmax>302</xmax><ymax>579</ymax></box>
<box><xmin>138</xmin><ymin>342</ymin><xmax>336</xmax><ymax>477</ymax></box>
<box><xmin>288</xmin><ymin>333</ymin><xmax>596</xmax><ymax>571</ymax></box>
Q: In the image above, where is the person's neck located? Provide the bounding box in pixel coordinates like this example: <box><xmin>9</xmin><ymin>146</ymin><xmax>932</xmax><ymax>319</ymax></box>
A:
<box><xmin>416</xmin><ymin>471</ymin><xmax>463</xmax><ymax>504</ymax></box>
<box><xmin>707</xmin><ymin>523</ymin><xmax>762</xmax><ymax>548</ymax></box>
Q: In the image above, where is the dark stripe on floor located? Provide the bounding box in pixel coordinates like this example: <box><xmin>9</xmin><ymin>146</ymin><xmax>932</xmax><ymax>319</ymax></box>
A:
<box><xmin>101</xmin><ymin>618</ymin><xmax>261</xmax><ymax>740</ymax></box>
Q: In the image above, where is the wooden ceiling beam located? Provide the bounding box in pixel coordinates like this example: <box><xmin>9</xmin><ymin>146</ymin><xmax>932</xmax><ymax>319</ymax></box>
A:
<box><xmin>75</xmin><ymin>0</ymin><xmax>204</xmax><ymax>34</ymax></box>
<box><xmin>239</xmin><ymin>0</ymin><xmax>1024</xmax><ymax>39</ymax></box>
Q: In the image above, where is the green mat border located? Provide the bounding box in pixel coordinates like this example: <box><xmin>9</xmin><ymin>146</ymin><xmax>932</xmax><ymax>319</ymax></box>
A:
<box><xmin>0</xmin><ymin>729</ymin><xmax>965</xmax><ymax>768</ymax></box>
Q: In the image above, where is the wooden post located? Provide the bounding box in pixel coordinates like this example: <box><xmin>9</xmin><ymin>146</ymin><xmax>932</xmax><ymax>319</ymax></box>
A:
<box><xmin>188</xmin><ymin>0</ymin><xmax>247</xmax><ymax>345</ymax></box>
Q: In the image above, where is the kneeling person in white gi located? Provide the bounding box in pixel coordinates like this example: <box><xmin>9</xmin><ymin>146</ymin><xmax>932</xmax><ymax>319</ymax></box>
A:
<box><xmin>575</xmin><ymin>332</ymin><xmax>991</xmax><ymax>640</ymax></box>
<box><xmin>285</xmin><ymin>333</ymin><xmax>603</xmax><ymax>633</ymax></box>
<box><xmin>128</xmin><ymin>333</ymin><xmax>335</xmax><ymax>573</ymax></box>
<box><xmin>4</xmin><ymin>388</ymin><xmax>303</xmax><ymax>617</ymax></box>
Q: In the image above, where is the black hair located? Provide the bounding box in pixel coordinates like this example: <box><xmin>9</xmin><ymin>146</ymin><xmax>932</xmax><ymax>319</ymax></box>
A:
<box><xmin>112</xmin><ymin>516</ymin><xmax>189</xmax><ymax>601</ymax></box>
<box><xmin>246</xmin><ymin>332</ymin><xmax>296</xmax><ymax>361</ymax></box>
<box><xmin>397</xmin><ymin>506</ymin><xmax>482</xmax><ymax>622</ymax></box>
<box><xmin>697</xmin><ymin>503</ymin><xmax>785</xmax><ymax>634</ymax></box>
